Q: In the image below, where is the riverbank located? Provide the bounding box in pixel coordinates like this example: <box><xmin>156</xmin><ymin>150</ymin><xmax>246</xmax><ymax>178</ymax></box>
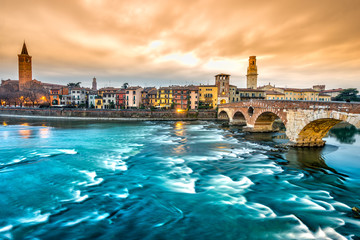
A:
<box><xmin>0</xmin><ymin>108</ymin><xmax>217</xmax><ymax>121</ymax></box>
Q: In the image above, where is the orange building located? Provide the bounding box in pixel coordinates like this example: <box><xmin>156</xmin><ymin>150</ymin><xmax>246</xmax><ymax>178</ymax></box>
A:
<box><xmin>50</xmin><ymin>87</ymin><xmax>69</xmax><ymax>106</ymax></box>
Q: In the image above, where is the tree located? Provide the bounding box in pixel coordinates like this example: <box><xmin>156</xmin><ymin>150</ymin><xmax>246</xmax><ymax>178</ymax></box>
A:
<box><xmin>26</xmin><ymin>91</ymin><xmax>38</xmax><ymax>107</ymax></box>
<box><xmin>334</xmin><ymin>88</ymin><xmax>360</xmax><ymax>102</ymax></box>
<box><xmin>18</xmin><ymin>92</ymin><xmax>27</xmax><ymax>107</ymax></box>
<box><xmin>122</xmin><ymin>83</ymin><xmax>129</xmax><ymax>89</ymax></box>
<box><xmin>109</xmin><ymin>101</ymin><xmax>115</xmax><ymax>109</ymax></box>
<box><xmin>0</xmin><ymin>87</ymin><xmax>8</xmax><ymax>106</ymax></box>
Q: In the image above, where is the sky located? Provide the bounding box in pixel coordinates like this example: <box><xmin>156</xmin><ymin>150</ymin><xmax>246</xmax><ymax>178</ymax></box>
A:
<box><xmin>0</xmin><ymin>0</ymin><xmax>360</xmax><ymax>89</ymax></box>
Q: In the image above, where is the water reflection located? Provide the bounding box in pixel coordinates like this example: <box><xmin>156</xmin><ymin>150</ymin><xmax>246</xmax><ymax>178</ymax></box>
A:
<box><xmin>285</xmin><ymin>146</ymin><xmax>345</xmax><ymax>177</ymax></box>
<box><xmin>39</xmin><ymin>128</ymin><xmax>50</xmax><ymax>139</ymax></box>
<box><xmin>173</xmin><ymin>121</ymin><xmax>187</xmax><ymax>154</ymax></box>
<box><xmin>328</xmin><ymin>123</ymin><xmax>359</xmax><ymax>144</ymax></box>
<box><xmin>19</xmin><ymin>129</ymin><xmax>32</xmax><ymax>139</ymax></box>
<box><xmin>174</xmin><ymin>121</ymin><xmax>185</xmax><ymax>137</ymax></box>
<box><xmin>2</xmin><ymin>131</ymin><xmax>9</xmax><ymax>139</ymax></box>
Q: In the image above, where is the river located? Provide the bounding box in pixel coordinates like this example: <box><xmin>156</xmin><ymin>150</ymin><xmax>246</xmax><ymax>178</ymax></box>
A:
<box><xmin>0</xmin><ymin>118</ymin><xmax>359</xmax><ymax>239</ymax></box>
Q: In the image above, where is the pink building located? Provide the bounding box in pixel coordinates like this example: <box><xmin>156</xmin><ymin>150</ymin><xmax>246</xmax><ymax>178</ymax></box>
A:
<box><xmin>125</xmin><ymin>86</ymin><xmax>143</xmax><ymax>108</ymax></box>
<box><xmin>189</xmin><ymin>86</ymin><xmax>199</xmax><ymax>110</ymax></box>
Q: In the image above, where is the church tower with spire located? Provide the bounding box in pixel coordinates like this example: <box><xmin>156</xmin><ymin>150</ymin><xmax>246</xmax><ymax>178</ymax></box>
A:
<box><xmin>18</xmin><ymin>42</ymin><xmax>32</xmax><ymax>91</ymax></box>
<box><xmin>246</xmin><ymin>56</ymin><xmax>258</xmax><ymax>89</ymax></box>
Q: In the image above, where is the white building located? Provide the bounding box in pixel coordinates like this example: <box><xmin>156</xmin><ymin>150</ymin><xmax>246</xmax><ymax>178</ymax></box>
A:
<box><xmin>70</xmin><ymin>87</ymin><xmax>87</xmax><ymax>106</ymax></box>
<box><xmin>60</xmin><ymin>95</ymin><xmax>71</xmax><ymax>106</ymax></box>
<box><xmin>88</xmin><ymin>94</ymin><xmax>97</xmax><ymax>108</ymax></box>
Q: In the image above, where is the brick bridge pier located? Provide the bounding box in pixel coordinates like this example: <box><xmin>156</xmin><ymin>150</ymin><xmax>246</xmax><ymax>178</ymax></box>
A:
<box><xmin>218</xmin><ymin>100</ymin><xmax>360</xmax><ymax>147</ymax></box>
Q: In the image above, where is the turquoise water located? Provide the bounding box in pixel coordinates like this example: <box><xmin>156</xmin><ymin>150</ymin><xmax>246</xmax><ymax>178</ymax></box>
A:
<box><xmin>0</xmin><ymin>118</ymin><xmax>360</xmax><ymax>239</ymax></box>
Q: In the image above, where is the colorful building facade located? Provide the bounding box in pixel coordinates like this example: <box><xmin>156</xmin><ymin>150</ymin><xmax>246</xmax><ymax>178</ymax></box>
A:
<box><xmin>95</xmin><ymin>96</ymin><xmax>103</xmax><ymax>109</ymax></box>
<box><xmin>125</xmin><ymin>86</ymin><xmax>143</xmax><ymax>108</ymax></box>
<box><xmin>172</xmin><ymin>86</ymin><xmax>190</xmax><ymax>110</ymax></box>
<box><xmin>116</xmin><ymin>89</ymin><xmax>126</xmax><ymax>109</ymax></box>
<box><xmin>157</xmin><ymin>87</ymin><xmax>173</xmax><ymax>109</ymax></box>
<box><xmin>189</xmin><ymin>86</ymin><xmax>199</xmax><ymax>110</ymax></box>
<box><xmin>265</xmin><ymin>91</ymin><xmax>285</xmax><ymax>100</ymax></box>
<box><xmin>148</xmin><ymin>89</ymin><xmax>158</xmax><ymax>107</ymax></box>
<box><xmin>198</xmin><ymin>85</ymin><xmax>218</xmax><ymax>109</ymax></box>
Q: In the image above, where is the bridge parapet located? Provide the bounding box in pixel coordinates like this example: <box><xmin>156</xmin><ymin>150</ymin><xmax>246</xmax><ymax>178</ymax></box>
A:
<box><xmin>220</xmin><ymin>100</ymin><xmax>360</xmax><ymax>113</ymax></box>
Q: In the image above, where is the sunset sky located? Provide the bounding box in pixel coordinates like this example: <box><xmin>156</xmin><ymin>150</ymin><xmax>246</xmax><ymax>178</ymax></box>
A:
<box><xmin>1</xmin><ymin>0</ymin><xmax>359</xmax><ymax>89</ymax></box>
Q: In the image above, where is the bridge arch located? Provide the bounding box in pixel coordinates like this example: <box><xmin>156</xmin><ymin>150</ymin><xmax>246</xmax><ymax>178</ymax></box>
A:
<box><xmin>218</xmin><ymin>110</ymin><xmax>230</xmax><ymax>121</ymax></box>
<box><xmin>291</xmin><ymin>115</ymin><xmax>360</xmax><ymax>147</ymax></box>
<box><xmin>232</xmin><ymin>111</ymin><xmax>247</xmax><ymax>125</ymax></box>
<box><xmin>253</xmin><ymin>111</ymin><xmax>286</xmax><ymax>132</ymax></box>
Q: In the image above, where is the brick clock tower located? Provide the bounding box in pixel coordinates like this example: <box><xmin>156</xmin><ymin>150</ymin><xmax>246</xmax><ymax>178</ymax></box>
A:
<box><xmin>215</xmin><ymin>73</ymin><xmax>230</xmax><ymax>105</ymax></box>
<box><xmin>18</xmin><ymin>42</ymin><xmax>32</xmax><ymax>91</ymax></box>
<box><xmin>246</xmin><ymin>56</ymin><xmax>258</xmax><ymax>89</ymax></box>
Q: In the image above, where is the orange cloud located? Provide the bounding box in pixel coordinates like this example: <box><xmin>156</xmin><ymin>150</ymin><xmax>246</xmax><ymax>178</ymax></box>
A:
<box><xmin>0</xmin><ymin>0</ymin><xmax>359</xmax><ymax>89</ymax></box>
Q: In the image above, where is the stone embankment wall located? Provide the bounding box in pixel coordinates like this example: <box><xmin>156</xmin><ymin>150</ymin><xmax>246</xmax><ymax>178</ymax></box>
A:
<box><xmin>0</xmin><ymin>108</ymin><xmax>217</xmax><ymax>121</ymax></box>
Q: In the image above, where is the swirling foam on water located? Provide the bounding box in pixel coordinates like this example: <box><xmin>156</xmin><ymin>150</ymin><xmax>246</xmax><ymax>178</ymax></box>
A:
<box><xmin>1</xmin><ymin>120</ymin><xmax>359</xmax><ymax>239</ymax></box>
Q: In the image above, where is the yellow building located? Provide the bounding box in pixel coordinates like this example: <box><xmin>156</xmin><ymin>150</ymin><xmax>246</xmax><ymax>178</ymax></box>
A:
<box><xmin>95</xmin><ymin>96</ymin><xmax>103</xmax><ymax>109</ymax></box>
<box><xmin>265</xmin><ymin>91</ymin><xmax>285</xmax><ymax>100</ymax></box>
<box><xmin>319</xmin><ymin>93</ymin><xmax>331</xmax><ymax>101</ymax></box>
<box><xmin>157</xmin><ymin>87</ymin><xmax>173</xmax><ymax>109</ymax></box>
<box><xmin>230</xmin><ymin>88</ymin><xmax>265</xmax><ymax>102</ymax></box>
<box><xmin>198</xmin><ymin>85</ymin><xmax>218</xmax><ymax>109</ymax></box>
<box><xmin>148</xmin><ymin>89</ymin><xmax>158</xmax><ymax>107</ymax></box>
<box><xmin>282</xmin><ymin>88</ymin><xmax>319</xmax><ymax>101</ymax></box>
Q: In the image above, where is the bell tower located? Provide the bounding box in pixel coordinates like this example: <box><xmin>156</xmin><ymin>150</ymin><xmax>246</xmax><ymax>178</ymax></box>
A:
<box><xmin>18</xmin><ymin>42</ymin><xmax>32</xmax><ymax>91</ymax></box>
<box><xmin>246</xmin><ymin>56</ymin><xmax>258</xmax><ymax>89</ymax></box>
<box><xmin>92</xmin><ymin>77</ymin><xmax>97</xmax><ymax>91</ymax></box>
<box><xmin>215</xmin><ymin>73</ymin><xmax>230</xmax><ymax>104</ymax></box>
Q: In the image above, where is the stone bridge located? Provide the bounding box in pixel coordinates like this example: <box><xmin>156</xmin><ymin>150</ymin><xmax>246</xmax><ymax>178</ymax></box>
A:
<box><xmin>218</xmin><ymin>100</ymin><xmax>360</xmax><ymax>147</ymax></box>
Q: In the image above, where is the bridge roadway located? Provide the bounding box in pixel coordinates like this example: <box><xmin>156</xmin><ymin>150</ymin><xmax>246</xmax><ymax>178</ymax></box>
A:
<box><xmin>218</xmin><ymin>100</ymin><xmax>360</xmax><ymax>147</ymax></box>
